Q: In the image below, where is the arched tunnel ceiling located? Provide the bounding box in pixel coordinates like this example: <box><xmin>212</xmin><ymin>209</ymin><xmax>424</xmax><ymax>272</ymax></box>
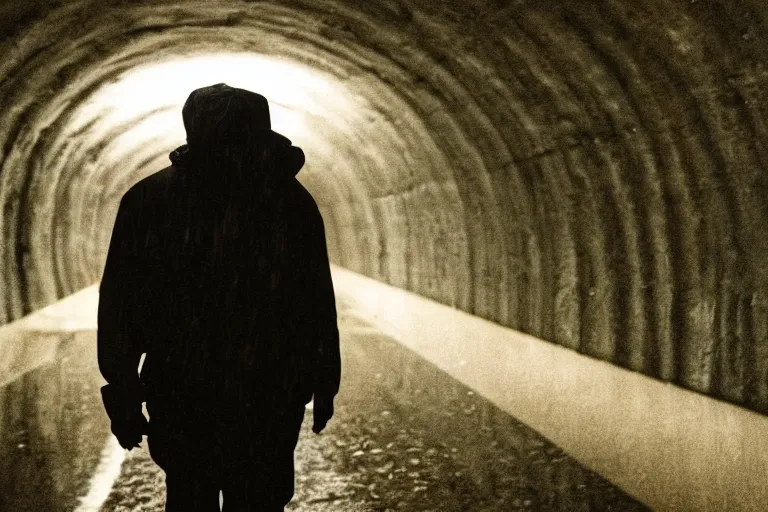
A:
<box><xmin>2</xmin><ymin>0</ymin><xmax>768</xmax><ymax>413</ymax></box>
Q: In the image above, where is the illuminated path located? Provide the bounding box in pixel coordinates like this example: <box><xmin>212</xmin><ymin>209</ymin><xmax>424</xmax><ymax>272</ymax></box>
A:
<box><xmin>3</xmin><ymin>267</ymin><xmax>768</xmax><ymax>510</ymax></box>
<box><xmin>0</xmin><ymin>267</ymin><xmax>647</xmax><ymax>511</ymax></box>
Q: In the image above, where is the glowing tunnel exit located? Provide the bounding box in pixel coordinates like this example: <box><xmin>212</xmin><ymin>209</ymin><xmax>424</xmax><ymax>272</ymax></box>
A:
<box><xmin>70</xmin><ymin>53</ymin><xmax>352</xmax><ymax>158</ymax></box>
<box><xmin>8</xmin><ymin>48</ymin><xmax>382</xmax><ymax>315</ymax></box>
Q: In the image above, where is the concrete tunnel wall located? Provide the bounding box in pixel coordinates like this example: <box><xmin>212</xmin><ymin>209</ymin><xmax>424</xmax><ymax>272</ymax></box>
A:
<box><xmin>1</xmin><ymin>0</ymin><xmax>768</xmax><ymax>414</ymax></box>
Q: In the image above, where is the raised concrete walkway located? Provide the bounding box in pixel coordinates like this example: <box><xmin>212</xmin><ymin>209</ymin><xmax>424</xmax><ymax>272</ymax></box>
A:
<box><xmin>1</xmin><ymin>265</ymin><xmax>766</xmax><ymax>510</ymax></box>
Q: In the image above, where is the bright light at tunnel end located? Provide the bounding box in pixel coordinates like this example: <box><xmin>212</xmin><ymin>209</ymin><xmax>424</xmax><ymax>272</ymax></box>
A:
<box><xmin>72</xmin><ymin>52</ymin><xmax>347</xmax><ymax>148</ymax></box>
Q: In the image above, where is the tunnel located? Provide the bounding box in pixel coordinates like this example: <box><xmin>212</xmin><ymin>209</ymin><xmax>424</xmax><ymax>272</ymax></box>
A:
<box><xmin>1</xmin><ymin>0</ymin><xmax>768</xmax><ymax>510</ymax></box>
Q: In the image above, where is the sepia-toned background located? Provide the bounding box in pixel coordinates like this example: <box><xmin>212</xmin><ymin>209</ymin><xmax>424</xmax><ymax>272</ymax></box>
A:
<box><xmin>1</xmin><ymin>1</ymin><xmax>767</xmax><ymax>510</ymax></box>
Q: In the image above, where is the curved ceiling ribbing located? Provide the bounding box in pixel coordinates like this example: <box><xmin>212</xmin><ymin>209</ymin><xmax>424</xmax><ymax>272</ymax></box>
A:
<box><xmin>2</xmin><ymin>0</ymin><xmax>768</xmax><ymax>413</ymax></box>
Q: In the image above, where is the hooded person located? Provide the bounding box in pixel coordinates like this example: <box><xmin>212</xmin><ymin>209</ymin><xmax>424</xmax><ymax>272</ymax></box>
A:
<box><xmin>97</xmin><ymin>83</ymin><xmax>341</xmax><ymax>511</ymax></box>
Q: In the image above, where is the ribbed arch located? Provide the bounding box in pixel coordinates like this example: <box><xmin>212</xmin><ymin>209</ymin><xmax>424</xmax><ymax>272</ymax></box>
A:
<box><xmin>1</xmin><ymin>0</ymin><xmax>767</xmax><ymax>413</ymax></box>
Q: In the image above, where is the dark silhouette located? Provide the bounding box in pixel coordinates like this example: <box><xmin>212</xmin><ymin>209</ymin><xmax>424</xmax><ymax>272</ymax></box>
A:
<box><xmin>97</xmin><ymin>83</ymin><xmax>341</xmax><ymax>511</ymax></box>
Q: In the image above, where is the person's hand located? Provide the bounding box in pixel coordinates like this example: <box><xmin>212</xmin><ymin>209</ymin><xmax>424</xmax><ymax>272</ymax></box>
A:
<box><xmin>312</xmin><ymin>394</ymin><xmax>334</xmax><ymax>434</ymax></box>
<box><xmin>111</xmin><ymin>409</ymin><xmax>148</xmax><ymax>450</ymax></box>
<box><xmin>101</xmin><ymin>384</ymin><xmax>148</xmax><ymax>450</ymax></box>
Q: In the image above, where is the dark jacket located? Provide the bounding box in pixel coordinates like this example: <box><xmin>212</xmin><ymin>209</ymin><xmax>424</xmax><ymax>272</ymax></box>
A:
<box><xmin>97</xmin><ymin>140</ymin><xmax>340</xmax><ymax>429</ymax></box>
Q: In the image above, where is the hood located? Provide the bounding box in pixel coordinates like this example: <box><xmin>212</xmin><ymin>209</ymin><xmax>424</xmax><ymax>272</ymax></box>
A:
<box><xmin>169</xmin><ymin>142</ymin><xmax>305</xmax><ymax>180</ymax></box>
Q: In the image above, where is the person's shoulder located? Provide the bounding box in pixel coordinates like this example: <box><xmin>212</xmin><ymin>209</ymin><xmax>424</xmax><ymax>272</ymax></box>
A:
<box><xmin>284</xmin><ymin>180</ymin><xmax>327</xmax><ymax>236</ymax></box>
<box><xmin>121</xmin><ymin>165</ymin><xmax>184</xmax><ymax>206</ymax></box>
<box><xmin>287</xmin><ymin>179</ymin><xmax>320</xmax><ymax>215</ymax></box>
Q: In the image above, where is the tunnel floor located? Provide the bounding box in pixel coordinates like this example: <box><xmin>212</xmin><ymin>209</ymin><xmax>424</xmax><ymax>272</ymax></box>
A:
<box><xmin>0</xmin><ymin>287</ymin><xmax>648</xmax><ymax>511</ymax></box>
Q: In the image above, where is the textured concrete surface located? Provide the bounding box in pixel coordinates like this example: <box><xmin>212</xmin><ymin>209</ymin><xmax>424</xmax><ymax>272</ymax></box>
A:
<box><xmin>0</xmin><ymin>331</ymin><xmax>112</xmax><ymax>512</ymax></box>
<box><xmin>1</xmin><ymin>1</ymin><xmax>768</xmax><ymax>415</ymax></box>
<box><xmin>5</xmin><ymin>269</ymin><xmax>768</xmax><ymax>510</ymax></box>
<box><xmin>0</xmin><ymin>279</ymin><xmax>645</xmax><ymax>511</ymax></box>
<box><xmin>334</xmin><ymin>265</ymin><xmax>768</xmax><ymax>512</ymax></box>
<box><xmin>100</xmin><ymin>303</ymin><xmax>646</xmax><ymax>512</ymax></box>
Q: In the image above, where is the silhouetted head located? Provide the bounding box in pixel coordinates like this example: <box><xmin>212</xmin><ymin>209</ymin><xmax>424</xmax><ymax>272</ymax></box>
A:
<box><xmin>177</xmin><ymin>83</ymin><xmax>304</xmax><ymax>191</ymax></box>
<box><xmin>182</xmin><ymin>83</ymin><xmax>290</xmax><ymax>150</ymax></box>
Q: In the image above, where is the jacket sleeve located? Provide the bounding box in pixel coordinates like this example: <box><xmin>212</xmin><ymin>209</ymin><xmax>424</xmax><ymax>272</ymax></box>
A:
<box><xmin>97</xmin><ymin>191</ymin><xmax>146</xmax><ymax>402</ymax></box>
<box><xmin>307</xmin><ymin>206</ymin><xmax>341</xmax><ymax>398</ymax></box>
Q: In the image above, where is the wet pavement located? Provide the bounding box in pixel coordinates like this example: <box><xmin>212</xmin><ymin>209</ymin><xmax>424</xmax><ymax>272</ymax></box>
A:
<box><xmin>0</xmin><ymin>290</ymin><xmax>648</xmax><ymax>511</ymax></box>
<box><xmin>0</xmin><ymin>330</ymin><xmax>112</xmax><ymax>511</ymax></box>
